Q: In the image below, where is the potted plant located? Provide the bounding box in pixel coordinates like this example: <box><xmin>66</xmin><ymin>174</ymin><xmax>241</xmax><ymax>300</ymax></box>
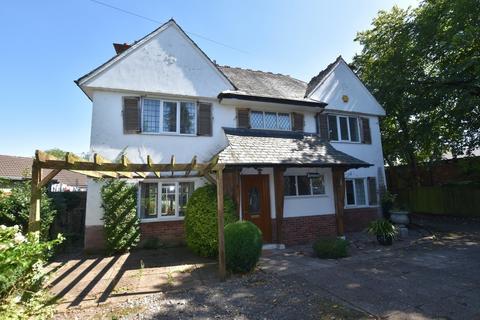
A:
<box><xmin>389</xmin><ymin>204</ymin><xmax>410</xmax><ymax>226</ymax></box>
<box><xmin>367</xmin><ymin>219</ymin><xmax>397</xmax><ymax>246</ymax></box>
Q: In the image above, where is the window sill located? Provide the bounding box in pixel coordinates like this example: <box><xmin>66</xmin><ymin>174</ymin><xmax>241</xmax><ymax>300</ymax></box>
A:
<box><xmin>139</xmin><ymin>132</ymin><xmax>197</xmax><ymax>137</ymax></box>
<box><xmin>285</xmin><ymin>194</ymin><xmax>328</xmax><ymax>199</ymax></box>
<box><xmin>140</xmin><ymin>216</ymin><xmax>185</xmax><ymax>223</ymax></box>
<box><xmin>344</xmin><ymin>205</ymin><xmax>379</xmax><ymax>209</ymax></box>
<box><xmin>330</xmin><ymin>140</ymin><xmax>362</xmax><ymax>144</ymax></box>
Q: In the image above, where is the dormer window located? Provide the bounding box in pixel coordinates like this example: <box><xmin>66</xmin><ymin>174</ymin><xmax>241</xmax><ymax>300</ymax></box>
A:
<box><xmin>250</xmin><ymin>111</ymin><xmax>291</xmax><ymax>130</ymax></box>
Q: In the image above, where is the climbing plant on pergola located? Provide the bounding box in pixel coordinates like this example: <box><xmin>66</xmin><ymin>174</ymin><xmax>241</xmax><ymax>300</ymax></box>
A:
<box><xmin>29</xmin><ymin>150</ymin><xmax>228</xmax><ymax>280</ymax></box>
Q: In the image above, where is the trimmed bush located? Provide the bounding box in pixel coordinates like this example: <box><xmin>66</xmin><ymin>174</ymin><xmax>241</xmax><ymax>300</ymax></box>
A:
<box><xmin>101</xmin><ymin>180</ymin><xmax>140</xmax><ymax>255</ymax></box>
<box><xmin>185</xmin><ymin>185</ymin><xmax>237</xmax><ymax>258</ymax></box>
<box><xmin>225</xmin><ymin>221</ymin><xmax>262</xmax><ymax>273</ymax></box>
<box><xmin>313</xmin><ymin>238</ymin><xmax>348</xmax><ymax>259</ymax></box>
<box><xmin>0</xmin><ymin>225</ymin><xmax>63</xmax><ymax>319</ymax></box>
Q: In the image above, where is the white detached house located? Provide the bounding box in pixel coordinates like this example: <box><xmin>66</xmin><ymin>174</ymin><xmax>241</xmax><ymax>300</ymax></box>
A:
<box><xmin>76</xmin><ymin>19</ymin><xmax>386</xmax><ymax>250</ymax></box>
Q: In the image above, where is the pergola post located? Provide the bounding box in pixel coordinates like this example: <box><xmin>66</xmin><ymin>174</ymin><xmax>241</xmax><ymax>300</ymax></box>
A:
<box><xmin>215</xmin><ymin>164</ymin><xmax>226</xmax><ymax>281</ymax></box>
<box><xmin>28</xmin><ymin>162</ymin><xmax>42</xmax><ymax>232</ymax></box>
<box><xmin>332</xmin><ymin>167</ymin><xmax>346</xmax><ymax>237</ymax></box>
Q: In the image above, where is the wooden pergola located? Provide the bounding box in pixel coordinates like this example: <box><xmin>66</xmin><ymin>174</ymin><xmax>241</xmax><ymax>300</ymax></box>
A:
<box><xmin>28</xmin><ymin>150</ymin><xmax>228</xmax><ymax>280</ymax></box>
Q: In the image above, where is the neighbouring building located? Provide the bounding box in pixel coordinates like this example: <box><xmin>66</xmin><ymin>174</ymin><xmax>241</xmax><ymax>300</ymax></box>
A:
<box><xmin>0</xmin><ymin>154</ymin><xmax>87</xmax><ymax>193</ymax></box>
<box><xmin>76</xmin><ymin>19</ymin><xmax>386</xmax><ymax>250</ymax></box>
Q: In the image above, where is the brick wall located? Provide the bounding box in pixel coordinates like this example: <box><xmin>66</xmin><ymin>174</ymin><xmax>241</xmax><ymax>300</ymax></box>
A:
<box><xmin>140</xmin><ymin>220</ymin><xmax>185</xmax><ymax>246</ymax></box>
<box><xmin>273</xmin><ymin>214</ymin><xmax>337</xmax><ymax>245</ymax></box>
<box><xmin>84</xmin><ymin>225</ymin><xmax>105</xmax><ymax>252</ymax></box>
<box><xmin>344</xmin><ymin>207</ymin><xmax>380</xmax><ymax>232</ymax></box>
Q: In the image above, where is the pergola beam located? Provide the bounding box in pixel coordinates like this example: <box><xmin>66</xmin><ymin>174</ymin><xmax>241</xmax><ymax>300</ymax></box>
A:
<box><xmin>147</xmin><ymin>155</ymin><xmax>160</xmax><ymax>178</ymax></box>
<box><xmin>38</xmin><ymin>169</ymin><xmax>61</xmax><ymax>189</ymax></box>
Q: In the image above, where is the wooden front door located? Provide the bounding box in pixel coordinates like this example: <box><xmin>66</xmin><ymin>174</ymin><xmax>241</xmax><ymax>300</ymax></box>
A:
<box><xmin>241</xmin><ymin>175</ymin><xmax>272</xmax><ymax>242</ymax></box>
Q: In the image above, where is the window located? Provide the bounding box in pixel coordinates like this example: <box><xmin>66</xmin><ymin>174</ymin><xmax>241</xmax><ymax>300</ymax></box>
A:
<box><xmin>140</xmin><ymin>183</ymin><xmax>158</xmax><ymax>219</ymax></box>
<box><xmin>139</xmin><ymin>181</ymin><xmax>195</xmax><ymax>220</ymax></box>
<box><xmin>284</xmin><ymin>175</ymin><xmax>326</xmax><ymax>197</ymax></box>
<box><xmin>327</xmin><ymin>115</ymin><xmax>360</xmax><ymax>142</ymax></box>
<box><xmin>345</xmin><ymin>178</ymin><xmax>372</xmax><ymax>206</ymax></box>
<box><xmin>141</xmin><ymin>98</ymin><xmax>196</xmax><ymax>135</ymax></box>
<box><xmin>250</xmin><ymin>111</ymin><xmax>291</xmax><ymax>130</ymax></box>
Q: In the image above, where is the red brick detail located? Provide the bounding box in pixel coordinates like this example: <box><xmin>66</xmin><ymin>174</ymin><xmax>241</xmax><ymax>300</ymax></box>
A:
<box><xmin>140</xmin><ymin>220</ymin><xmax>185</xmax><ymax>246</ymax></box>
<box><xmin>344</xmin><ymin>207</ymin><xmax>380</xmax><ymax>232</ymax></box>
<box><xmin>84</xmin><ymin>225</ymin><xmax>105</xmax><ymax>252</ymax></box>
<box><xmin>273</xmin><ymin>214</ymin><xmax>337</xmax><ymax>246</ymax></box>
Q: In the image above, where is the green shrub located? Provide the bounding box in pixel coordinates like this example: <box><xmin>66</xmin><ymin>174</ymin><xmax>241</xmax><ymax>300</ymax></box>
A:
<box><xmin>367</xmin><ymin>219</ymin><xmax>397</xmax><ymax>238</ymax></box>
<box><xmin>0</xmin><ymin>181</ymin><xmax>57</xmax><ymax>241</ymax></box>
<box><xmin>0</xmin><ymin>225</ymin><xmax>63</xmax><ymax>319</ymax></box>
<box><xmin>225</xmin><ymin>221</ymin><xmax>262</xmax><ymax>273</ymax></box>
<box><xmin>313</xmin><ymin>238</ymin><xmax>348</xmax><ymax>259</ymax></box>
<box><xmin>101</xmin><ymin>180</ymin><xmax>140</xmax><ymax>255</ymax></box>
<box><xmin>185</xmin><ymin>185</ymin><xmax>237</xmax><ymax>258</ymax></box>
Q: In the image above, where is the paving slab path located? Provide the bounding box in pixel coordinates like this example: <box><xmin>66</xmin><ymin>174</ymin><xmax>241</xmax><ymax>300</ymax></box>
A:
<box><xmin>51</xmin><ymin>218</ymin><xmax>480</xmax><ymax>319</ymax></box>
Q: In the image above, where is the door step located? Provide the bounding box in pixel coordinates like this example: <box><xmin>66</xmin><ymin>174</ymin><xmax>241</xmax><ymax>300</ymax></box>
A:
<box><xmin>262</xmin><ymin>243</ymin><xmax>285</xmax><ymax>250</ymax></box>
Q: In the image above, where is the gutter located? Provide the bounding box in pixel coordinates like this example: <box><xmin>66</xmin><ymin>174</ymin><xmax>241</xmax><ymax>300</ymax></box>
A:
<box><xmin>218</xmin><ymin>92</ymin><xmax>327</xmax><ymax>108</ymax></box>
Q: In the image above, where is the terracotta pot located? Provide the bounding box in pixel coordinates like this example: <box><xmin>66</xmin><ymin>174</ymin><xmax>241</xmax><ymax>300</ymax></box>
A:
<box><xmin>390</xmin><ymin>210</ymin><xmax>410</xmax><ymax>225</ymax></box>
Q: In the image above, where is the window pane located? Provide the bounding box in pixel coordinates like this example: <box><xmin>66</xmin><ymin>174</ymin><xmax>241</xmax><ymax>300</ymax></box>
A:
<box><xmin>142</xmin><ymin>99</ymin><xmax>160</xmax><ymax>133</ymax></box>
<box><xmin>163</xmin><ymin>101</ymin><xmax>177</xmax><ymax>132</ymax></box>
<box><xmin>311</xmin><ymin>176</ymin><xmax>325</xmax><ymax>195</ymax></box>
<box><xmin>339</xmin><ymin>117</ymin><xmax>349</xmax><ymax>140</ymax></box>
<box><xmin>278</xmin><ymin>113</ymin><xmax>291</xmax><ymax>130</ymax></box>
<box><xmin>250</xmin><ymin>111</ymin><xmax>264</xmax><ymax>129</ymax></box>
<box><xmin>346</xmin><ymin>180</ymin><xmax>355</xmax><ymax>205</ymax></box>
<box><xmin>355</xmin><ymin>179</ymin><xmax>366</xmax><ymax>205</ymax></box>
<box><xmin>264</xmin><ymin>112</ymin><xmax>277</xmax><ymax>129</ymax></box>
<box><xmin>349</xmin><ymin>117</ymin><xmax>359</xmax><ymax>142</ymax></box>
<box><xmin>328</xmin><ymin>115</ymin><xmax>338</xmax><ymax>140</ymax></box>
<box><xmin>248</xmin><ymin>186</ymin><xmax>261</xmax><ymax>216</ymax></box>
<box><xmin>179</xmin><ymin>182</ymin><xmax>194</xmax><ymax>216</ymax></box>
<box><xmin>284</xmin><ymin>176</ymin><xmax>296</xmax><ymax>196</ymax></box>
<box><xmin>161</xmin><ymin>183</ymin><xmax>176</xmax><ymax>216</ymax></box>
<box><xmin>297</xmin><ymin>176</ymin><xmax>310</xmax><ymax>195</ymax></box>
<box><xmin>180</xmin><ymin>102</ymin><xmax>196</xmax><ymax>134</ymax></box>
<box><xmin>140</xmin><ymin>183</ymin><xmax>158</xmax><ymax>219</ymax></box>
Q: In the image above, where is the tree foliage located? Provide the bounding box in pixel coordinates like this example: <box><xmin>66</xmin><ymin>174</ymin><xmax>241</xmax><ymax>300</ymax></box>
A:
<box><xmin>352</xmin><ymin>0</ymin><xmax>480</xmax><ymax>180</ymax></box>
<box><xmin>0</xmin><ymin>182</ymin><xmax>57</xmax><ymax>241</ymax></box>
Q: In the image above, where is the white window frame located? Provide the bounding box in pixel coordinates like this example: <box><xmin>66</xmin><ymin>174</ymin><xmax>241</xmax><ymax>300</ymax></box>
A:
<box><xmin>284</xmin><ymin>175</ymin><xmax>327</xmax><ymax>198</ymax></box>
<box><xmin>250</xmin><ymin>111</ymin><xmax>291</xmax><ymax>131</ymax></box>
<box><xmin>328</xmin><ymin>114</ymin><xmax>361</xmax><ymax>143</ymax></box>
<box><xmin>345</xmin><ymin>177</ymin><xmax>369</xmax><ymax>207</ymax></box>
<box><xmin>138</xmin><ymin>180</ymin><xmax>196</xmax><ymax>222</ymax></box>
<box><xmin>140</xmin><ymin>98</ymin><xmax>197</xmax><ymax>136</ymax></box>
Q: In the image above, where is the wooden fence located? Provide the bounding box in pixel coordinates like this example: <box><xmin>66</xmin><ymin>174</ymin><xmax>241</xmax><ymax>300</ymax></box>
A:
<box><xmin>398</xmin><ymin>186</ymin><xmax>480</xmax><ymax>217</ymax></box>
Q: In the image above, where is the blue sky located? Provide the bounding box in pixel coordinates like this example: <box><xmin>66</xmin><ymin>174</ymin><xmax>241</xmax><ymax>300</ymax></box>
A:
<box><xmin>0</xmin><ymin>0</ymin><xmax>417</xmax><ymax>157</ymax></box>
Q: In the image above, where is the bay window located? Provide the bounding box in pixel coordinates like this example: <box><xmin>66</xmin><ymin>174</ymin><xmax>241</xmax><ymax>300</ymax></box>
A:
<box><xmin>142</xmin><ymin>98</ymin><xmax>196</xmax><ymax>135</ymax></box>
<box><xmin>327</xmin><ymin>115</ymin><xmax>360</xmax><ymax>142</ymax></box>
<box><xmin>139</xmin><ymin>181</ymin><xmax>195</xmax><ymax>220</ymax></box>
<box><xmin>284</xmin><ymin>175</ymin><xmax>326</xmax><ymax>197</ymax></box>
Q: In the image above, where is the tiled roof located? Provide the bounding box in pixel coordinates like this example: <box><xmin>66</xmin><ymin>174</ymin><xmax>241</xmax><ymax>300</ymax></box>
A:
<box><xmin>218</xmin><ymin>128</ymin><xmax>371</xmax><ymax>168</ymax></box>
<box><xmin>218</xmin><ymin>66</ymin><xmax>310</xmax><ymax>101</ymax></box>
<box><xmin>0</xmin><ymin>155</ymin><xmax>87</xmax><ymax>187</ymax></box>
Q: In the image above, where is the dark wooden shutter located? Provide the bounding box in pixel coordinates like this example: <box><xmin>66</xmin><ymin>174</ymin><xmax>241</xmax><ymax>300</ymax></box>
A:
<box><xmin>237</xmin><ymin>108</ymin><xmax>250</xmax><ymax>128</ymax></box>
<box><xmin>361</xmin><ymin>117</ymin><xmax>372</xmax><ymax>144</ymax></box>
<box><xmin>291</xmin><ymin>112</ymin><xmax>304</xmax><ymax>132</ymax></box>
<box><xmin>123</xmin><ymin>97</ymin><xmax>140</xmax><ymax>134</ymax></box>
<box><xmin>197</xmin><ymin>102</ymin><xmax>212</xmax><ymax>136</ymax></box>
<box><xmin>367</xmin><ymin>177</ymin><xmax>378</xmax><ymax>205</ymax></box>
<box><xmin>317</xmin><ymin>113</ymin><xmax>329</xmax><ymax>140</ymax></box>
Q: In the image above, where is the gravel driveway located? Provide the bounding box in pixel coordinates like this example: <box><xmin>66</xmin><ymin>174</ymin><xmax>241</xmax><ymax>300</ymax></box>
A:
<box><xmin>52</xmin><ymin>217</ymin><xmax>480</xmax><ymax>320</ymax></box>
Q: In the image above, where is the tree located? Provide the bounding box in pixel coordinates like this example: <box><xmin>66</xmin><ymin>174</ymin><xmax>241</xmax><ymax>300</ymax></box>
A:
<box><xmin>352</xmin><ymin>0</ymin><xmax>480</xmax><ymax>182</ymax></box>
